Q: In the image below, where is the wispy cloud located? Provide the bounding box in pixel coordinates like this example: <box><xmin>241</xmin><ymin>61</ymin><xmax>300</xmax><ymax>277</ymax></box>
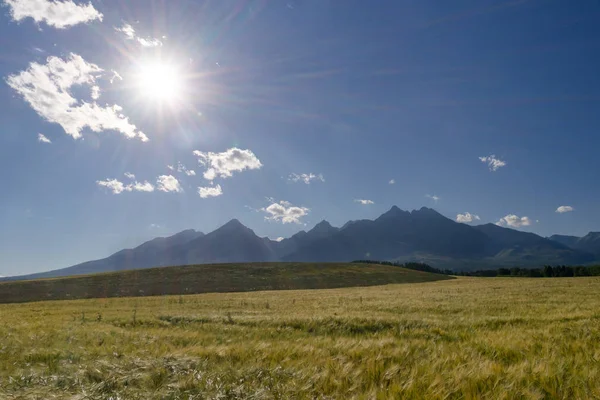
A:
<box><xmin>496</xmin><ymin>214</ymin><xmax>532</xmax><ymax>228</ymax></box>
<box><xmin>7</xmin><ymin>54</ymin><xmax>147</xmax><ymax>141</ymax></box>
<box><xmin>37</xmin><ymin>133</ymin><xmax>51</xmax><ymax>143</ymax></box>
<box><xmin>193</xmin><ymin>148</ymin><xmax>262</xmax><ymax>181</ymax></box>
<box><xmin>556</xmin><ymin>205</ymin><xmax>574</xmax><ymax>213</ymax></box>
<box><xmin>198</xmin><ymin>184</ymin><xmax>223</xmax><ymax>198</ymax></box>
<box><xmin>288</xmin><ymin>173</ymin><xmax>325</xmax><ymax>184</ymax></box>
<box><xmin>156</xmin><ymin>175</ymin><xmax>182</xmax><ymax>193</ymax></box>
<box><xmin>389</xmin><ymin>179</ymin><xmax>395</xmax><ymax>185</ymax></box>
<box><xmin>425</xmin><ymin>194</ymin><xmax>440</xmax><ymax>202</ymax></box>
<box><xmin>355</xmin><ymin>199</ymin><xmax>374</xmax><ymax>205</ymax></box>
<box><xmin>479</xmin><ymin>154</ymin><xmax>506</xmax><ymax>171</ymax></box>
<box><xmin>456</xmin><ymin>212</ymin><xmax>480</xmax><ymax>223</ymax></box>
<box><xmin>4</xmin><ymin>0</ymin><xmax>103</xmax><ymax>29</ymax></box>
<box><xmin>96</xmin><ymin>177</ymin><xmax>154</xmax><ymax>194</ymax></box>
<box><xmin>262</xmin><ymin>200</ymin><xmax>309</xmax><ymax>224</ymax></box>
<box><xmin>115</xmin><ymin>23</ymin><xmax>163</xmax><ymax>47</ymax></box>
<box><xmin>168</xmin><ymin>162</ymin><xmax>196</xmax><ymax>176</ymax></box>
<box><xmin>124</xmin><ymin>172</ymin><xmax>136</xmax><ymax>180</ymax></box>
<box><xmin>273</xmin><ymin>237</ymin><xmax>285</xmax><ymax>242</ymax></box>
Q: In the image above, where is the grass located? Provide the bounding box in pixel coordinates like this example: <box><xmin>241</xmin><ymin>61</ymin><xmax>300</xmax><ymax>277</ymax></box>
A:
<box><xmin>1</xmin><ymin>275</ymin><xmax>600</xmax><ymax>398</ymax></box>
<box><xmin>0</xmin><ymin>262</ymin><xmax>451</xmax><ymax>304</ymax></box>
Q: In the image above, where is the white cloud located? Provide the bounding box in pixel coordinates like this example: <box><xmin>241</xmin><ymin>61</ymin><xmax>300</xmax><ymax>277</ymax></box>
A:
<box><xmin>556</xmin><ymin>205</ymin><xmax>574</xmax><ymax>213</ymax></box>
<box><xmin>97</xmin><ymin>179</ymin><xmax>126</xmax><ymax>194</ymax></box>
<box><xmin>115</xmin><ymin>23</ymin><xmax>163</xmax><ymax>47</ymax></box>
<box><xmin>262</xmin><ymin>200</ymin><xmax>309</xmax><ymax>224</ymax></box>
<box><xmin>496</xmin><ymin>214</ymin><xmax>532</xmax><ymax>228</ymax></box>
<box><xmin>37</xmin><ymin>133</ymin><xmax>51</xmax><ymax>143</ymax></box>
<box><xmin>193</xmin><ymin>148</ymin><xmax>262</xmax><ymax>181</ymax></box>
<box><xmin>124</xmin><ymin>172</ymin><xmax>136</xmax><ymax>180</ymax></box>
<box><xmin>389</xmin><ymin>179</ymin><xmax>395</xmax><ymax>185</ymax></box>
<box><xmin>90</xmin><ymin>85</ymin><xmax>100</xmax><ymax>100</ymax></box>
<box><xmin>4</xmin><ymin>0</ymin><xmax>103</xmax><ymax>29</ymax></box>
<box><xmin>288</xmin><ymin>173</ymin><xmax>325</xmax><ymax>184</ymax></box>
<box><xmin>355</xmin><ymin>199</ymin><xmax>374</xmax><ymax>205</ymax></box>
<box><xmin>131</xmin><ymin>181</ymin><xmax>154</xmax><ymax>192</ymax></box>
<box><xmin>456</xmin><ymin>212</ymin><xmax>481</xmax><ymax>223</ymax></box>
<box><xmin>96</xmin><ymin>178</ymin><xmax>154</xmax><ymax>194</ymax></box>
<box><xmin>156</xmin><ymin>175</ymin><xmax>182</xmax><ymax>193</ymax></box>
<box><xmin>274</xmin><ymin>237</ymin><xmax>284</xmax><ymax>242</ymax></box>
<box><xmin>426</xmin><ymin>194</ymin><xmax>440</xmax><ymax>202</ymax></box>
<box><xmin>198</xmin><ymin>184</ymin><xmax>223</xmax><ymax>198</ymax></box>
<box><xmin>6</xmin><ymin>53</ymin><xmax>148</xmax><ymax>141</ymax></box>
<box><xmin>479</xmin><ymin>155</ymin><xmax>506</xmax><ymax>171</ymax></box>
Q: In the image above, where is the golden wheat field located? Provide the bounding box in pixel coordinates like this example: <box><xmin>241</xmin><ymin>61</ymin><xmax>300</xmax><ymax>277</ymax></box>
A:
<box><xmin>1</xmin><ymin>276</ymin><xmax>600</xmax><ymax>399</ymax></box>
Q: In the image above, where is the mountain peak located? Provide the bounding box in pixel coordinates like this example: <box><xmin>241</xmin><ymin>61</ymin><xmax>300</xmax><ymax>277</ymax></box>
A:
<box><xmin>378</xmin><ymin>205</ymin><xmax>409</xmax><ymax>220</ymax></box>
<box><xmin>218</xmin><ymin>219</ymin><xmax>249</xmax><ymax>232</ymax></box>
<box><xmin>411</xmin><ymin>207</ymin><xmax>442</xmax><ymax>217</ymax></box>
<box><xmin>312</xmin><ymin>220</ymin><xmax>334</xmax><ymax>230</ymax></box>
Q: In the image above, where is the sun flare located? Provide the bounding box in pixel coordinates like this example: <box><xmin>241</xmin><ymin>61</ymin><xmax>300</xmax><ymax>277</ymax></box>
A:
<box><xmin>136</xmin><ymin>62</ymin><xmax>183</xmax><ymax>103</ymax></box>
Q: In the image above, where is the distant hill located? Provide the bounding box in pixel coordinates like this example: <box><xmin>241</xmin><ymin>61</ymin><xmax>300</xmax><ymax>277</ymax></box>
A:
<box><xmin>548</xmin><ymin>234</ymin><xmax>581</xmax><ymax>248</ymax></box>
<box><xmin>549</xmin><ymin>232</ymin><xmax>600</xmax><ymax>257</ymax></box>
<box><xmin>474</xmin><ymin>224</ymin><xmax>592</xmax><ymax>266</ymax></box>
<box><xmin>0</xmin><ymin>263</ymin><xmax>453</xmax><ymax>304</ymax></box>
<box><xmin>5</xmin><ymin>206</ymin><xmax>599</xmax><ymax>280</ymax></box>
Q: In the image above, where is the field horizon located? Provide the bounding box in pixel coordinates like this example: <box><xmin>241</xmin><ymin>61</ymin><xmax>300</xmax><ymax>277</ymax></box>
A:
<box><xmin>0</xmin><ymin>262</ymin><xmax>452</xmax><ymax>304</ymax></box>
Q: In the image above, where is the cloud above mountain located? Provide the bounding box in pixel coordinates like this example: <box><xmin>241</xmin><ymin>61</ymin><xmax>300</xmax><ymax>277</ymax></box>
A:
<box><xmin>496</xmin><ymin>214</ymin><xmax>532</xmax><ymax>228</ymax></box>
<box><xmin>355</xmin><ymin>199</ymin><xmax>374</xmax><ymax>205</ymax></box>
<box><xmin>262</xmin><ymin>200</ymin><xmax>309</xmax><ymax>224</ymax></box>
<box><xmin>456</xmin><ymin>212</ymin><xmax>480</xmax><ymax>223</ymax></box>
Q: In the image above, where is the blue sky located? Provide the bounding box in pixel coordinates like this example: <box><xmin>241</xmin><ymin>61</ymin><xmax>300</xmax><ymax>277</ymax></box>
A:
<box><xmin>1</xmin><ymin>0</ymin><xmax>600</xmax><ymax>275</ymax></box>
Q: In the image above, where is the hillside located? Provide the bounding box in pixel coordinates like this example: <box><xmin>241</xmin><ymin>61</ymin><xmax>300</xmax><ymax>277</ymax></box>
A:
<box><xmin>0</xmin><ymin>262</ymin><xmax>452</xmax><ymax>304</ymax></box>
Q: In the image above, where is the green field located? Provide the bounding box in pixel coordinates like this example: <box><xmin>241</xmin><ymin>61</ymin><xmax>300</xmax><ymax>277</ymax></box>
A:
<box><xmin>1</xmin><ymin>271</ymin><xmax>599</xmax><ymax>399</ymax></box>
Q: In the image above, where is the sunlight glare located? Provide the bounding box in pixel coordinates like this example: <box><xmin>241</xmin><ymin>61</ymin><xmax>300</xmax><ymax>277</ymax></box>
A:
<box><xmin>137</xmin><ymin>62</ymin><xmax>183</xmax><ymax>103</ymax></box>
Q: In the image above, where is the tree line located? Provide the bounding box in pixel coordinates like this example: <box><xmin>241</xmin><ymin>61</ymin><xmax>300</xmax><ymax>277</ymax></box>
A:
<box><xmin>353</xmin><ymin>260</ymin><xmax>600</xmax><ymax>278</ymax></box>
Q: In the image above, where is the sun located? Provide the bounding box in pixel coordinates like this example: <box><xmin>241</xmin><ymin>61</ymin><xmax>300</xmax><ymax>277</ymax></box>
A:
<box><xmin>136</xmin><ymin>62</ymin><xmax>183</xmax><ymax>103</ymax></box>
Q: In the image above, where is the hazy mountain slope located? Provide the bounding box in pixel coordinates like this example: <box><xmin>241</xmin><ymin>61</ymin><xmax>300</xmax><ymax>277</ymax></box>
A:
<box><xmin>548</xmin><ymin>234</ymin><xmax>580</xmax><ymax>248</ymax></box>
<box><xmin>474</xmin><ymin>224</ymin><xmax>594</xmax><ymax>266</ymax></box>
<box><xmin>574</xmin><ymin>232</ymin><xmax>600</xmax><ymax>256</ymax></box>
<box><xmin>271</xmin><ymin>220</ymin><xmax>340</xmax><ymax>258</ymax></box>
<box><xmin>7</xmin><ymin>230</ymin><xmax>205</xmax><ymax>280</ymax></box>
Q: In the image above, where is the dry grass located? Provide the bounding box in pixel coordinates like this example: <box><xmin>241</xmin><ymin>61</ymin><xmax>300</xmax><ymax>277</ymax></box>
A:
<box><xmin>1</xmin><ymin>277</ymin><xmax>600</xmax><ymax>399</ymax></box>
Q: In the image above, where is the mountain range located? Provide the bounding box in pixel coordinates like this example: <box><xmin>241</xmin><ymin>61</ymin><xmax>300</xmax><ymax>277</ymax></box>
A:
<box><xmin>5</xmin><ymin>207</ymin><xmax>599</xmax><ymax>280</ymax></box>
